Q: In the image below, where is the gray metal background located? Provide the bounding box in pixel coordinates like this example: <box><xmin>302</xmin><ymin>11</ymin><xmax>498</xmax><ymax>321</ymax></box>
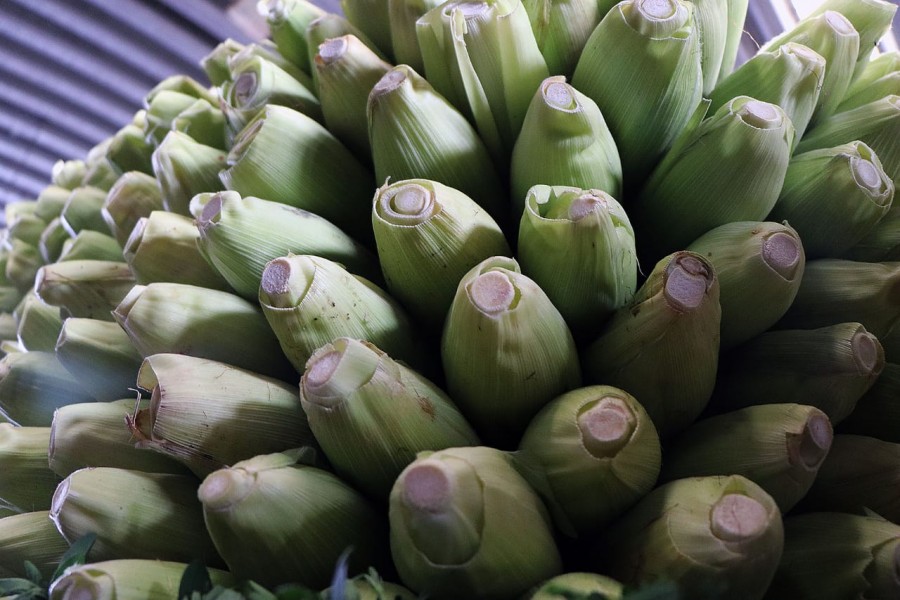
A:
<box><xmin>0</xmin><ymin>0</ymin><xmax>895</xmax><ymax>207</ymax></box>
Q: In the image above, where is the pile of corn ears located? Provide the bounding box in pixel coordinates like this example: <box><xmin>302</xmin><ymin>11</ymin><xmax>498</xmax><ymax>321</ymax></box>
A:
<box><xmin>1</xmin><ymin>0</ymin><xmax>899</xmax><ymax>598</ymax></box>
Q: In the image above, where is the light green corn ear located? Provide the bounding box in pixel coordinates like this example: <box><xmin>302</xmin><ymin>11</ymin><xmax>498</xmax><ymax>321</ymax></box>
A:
<box><xmin>661</xmin><ymin>404</ymin><xmax>833</xmax><ymax>512</ymax></box>
<box><xmin>192</xmin><ymin>191</ymin><xmax>377</xmax><ymax>300</ymax></box>
<box><xmin>50</xmin><ymin>161</ymin><xmax>87</xmax><ymax>191</ymax></box>
<box><xmin>372</xmin><ymin>179</ymin><xmax>511</xmax><ymax>329</ymax></box>
<box><xmin>151</xmin><ymin>131</ymin><xmax>226</xmax><ymax>217</ymax></box>
<box><xmin>688</xmin><ymin>0</ymin><xmax>729</xmax><ymax>96</ymax></box>
<box><xmin>387</xmin><ymin>0</ymin><xmax>443</xmax><ymax>73</ymax></box>
<box><xmin>0</xmin><ymin>352</ymin><xmax>96</xmax><ymax>427</ymax></box>
<box><xmin>35</xmin><ymin>260</ymin><xmax>135</xmax><ymax>321</ymax></box>
<box><xmin>441</xmin><ymin>256</ymin><xmax>580</xmax><ymax>445</ymax></box>
<box><xmin>5</xmin><ymin>239</ymin><xmax>43</xmax><ymax>294</ymax></box>
<box><xmin>143</xmin><ymin>90</ymin><xmax>199</xmax><ymax>146</ymax></box>
<box><xmin>221</xmin><ymin>105</ymin><xmax>375</xmax><ymax>243</ymax></box>
<box><xmin>844</xmin><ymin>205</ymin><xmax>900</xmax><ymax>262</ymax></box>
<box><xmin>15</xmin><ymin>290</ymin><xmax>63</xmax><ymax>352</ymax></box>
<box><xmin>719</xmin><ymin>0</ymin><xmax>749</xmax><ymax>83</ymax></box>
<box><xmin>763</xmin><ymin>11</ymin><xmax>859</xmax><ymax>122</ymax></box>
<box><xmin>81</xmin><ymin>139</ymin><xmax>119</xmax><ymax>192</ymax></box>
<box><xmin>8</xmin><ymin>212</ymin><xmax>46</xmax><ymax>248</ymax></box>
<box><xmin>314</xmin><ymin>35</ymin><xmax>393</xmax><ymax>160</ymax></box>
<box><xmin>572</xmin><ymin>0</ymin><xmax>702</xmax><ymax>183</ymax></box>
<box><xmin>417</xmin><ymin>0</ymin><xmax>550</xmax><ymax>160</ymax></box>
<box><xmin>50</xmin><ymin>467</ymin><xmax>222</xmax><ymax>566</ymax></box>
<box><xmin>0</xmin><ymin>511</ymin><xmax>68</xmax><ymax>581</ymax></box>
<box><xmin>710</xmin><ymin>322</ymin><xmax>884</xmax><ymax>424</ymax></box>
<box><xmin>49</xmin><ymin>560</ymin><xmax>234</xmax><ymax>600</ymax></box>
<box><xmin>35</xmin><ymin>185</ymin><xmax>71</xmax><ymax>221</ymax></box>
<box><xmin>0</xmin><ymin>313</ymin><xmax>16</xmax><ymax>343</ymax></box>
<box><xmin>510</xmin><ymin>76</ymin><xmax>622</xmax><ymax>213</ymax></box>
<box><xmin>101</xmin><ymin>171</ymin><xmax>164</xmax><ymax>247</ymax></box>
<box><xmin>122</xmin><ymin>211</ymin><xmax>231</xmax><ymax>291</ymax></box>
<box><xmin>341</xmin><ymin>0</ymin><xmax>393</xmax><ymax>59</ymax></box>
<box><xmin>800</xmin><ymin>435</ymin><xmax>900</xmax><ymax>523</ymax></box>
<box><xmin>170</xmin><ymin>98</ymin><xmax>227</xmax><ymax>150</ymax></box>
<box><xmin>0</xmin><ymin>424</ymin><xmax>60</xmax><ymax>513</ymax></box>
<box><xmin>516</xmin><ymin>385</ymin><xmax>661</xmax><ymax>537</ymax></box>
<box><xmin>767</xmin><ymin>512</ymin><xmax>900</xmax><ymax>600</ymax></box>
<box><xmin>518</xmin><ymin>185</ymin><xmax>636</xmax><ymax>340</ymax></box>
<box><xmin>769</xmin><ymin>142</ymin><xmax>893</xmax><ymax>259</ymax></box>
<box><xmin>776</xmin><ymin>259</ymin><xmax>900</xmax><ymax>338</ymax></box>
<box><xmin>113</xmin><ymin>282</ymin><xmax>293</xmax><ymax>380</ymax></box>
<box><xmin>838</xmin><ymin>50</ymin><xmax>899</xmax><ymax>113</ymax></box>
<box><xmin>55</xmin><ymin>318</ymin><xmax>143</xmax><ymax>402</ymax></box>
<box><xmin>709</xmin><ymin>42</ymin><xmax>825</xmax><ymax>140</ymax></box>
<box><xmin>798</xmin><ymin>95</ymin><xmax>900</xmax><ymax>184</ymax></box>
<box><xmin>106</xmin><ymin>123</ymin><xmax>155</xmax><ymax>176</ymax></box>
<box><xmin>221</xmin><ymin>54</ymin><xmax>321</xmax><ymax>135</ymax></box>
<box><xmin>686</xmin><ymin>221</ymin><xmax>805</xmax><ymax>349</ymax></box>
<box><xmin>127</xmin><ymin>353</ymin><xmax>316</xmax><ymax>477</ymax></box>
<box><xmin>521</xmin><ymin>0</ymin><xmax>603</xmax><ymax>78</ymax></box>
<box><xmin>60</xmin><ymin>186</ymin><xmax>110</xmax><ymax>237</ymax></box>
<box><xmin>368</xmin><ymin>65</ymin><xmax>507</xmax><ymax>228</ymax></box>
<box><xmin>526</xmin><ymin>573</ymin><xmax>624</xmax><ymax>600</ymax></box>
<box><xmin>5</xmin><ymin>199</ymin><xmax>39</xmax><ymax>224</ymax></box>
<box><xmin>259</xmin><ymin>255</ymin><xmax>424</xmax><ymax>374</ymax></box>
<box><xmin>390</xmin><ymin>447</ymin><xmax>562</xmax><ymax>599</ymax></box>
<box><xmin>805</xmin><ymin>0</ymin><xmax>897</xmax><ymax>68</ymax></box>
<box><xmin>199</xmin><ymin>450</ymin><xmax>386</xmax><ymax>588</ymax></box>
<box><xmin>597</xmin><ymin>475</ymin><xmax>783</xmax><ymax>600</ymax></box>
<box><xmin>300</xmin><ymin>338</ymin><xmax>480</xmax><ymax>498</ymax></box>
<box><xmin>145</xmin><ymin>75</ymin><xmax>217</xmax><ymax>106</ymax></box>
<box><xmin>258</xmin><ymin>0</ymin><xmax>326</xmax><ymax>73</ymax></box>
<box><xmin>583</xmin><ymin>251</ymin><xmax>720</xmax><ymax>439</ymax></box>
<box><xmin>49</xmin><ymin>399</ymin><xmax>189</xmax><ymax>477</ymax></box>
<box><xmin>636</xmin><ymin>97</ymin><xmax>794</xmax><ymax>260</ymax></box>
<box><xmin>305</xmin><ymin>13</ymin><xmax>390</xmax><ymax>79</ymax></box>
<box><xmin>38</xmin><ymin>218</ymin><xmax>70</xmax><ymax>265</ymax></box>
<box><xmin>839</xmin><ymin>362</ymin><xmax>900</xmax><ymax>442</ymax></box>
<box><xmin>58</xmin><ymin>230</ymin><xmax>123</xmax><ymax>263</ymax></box>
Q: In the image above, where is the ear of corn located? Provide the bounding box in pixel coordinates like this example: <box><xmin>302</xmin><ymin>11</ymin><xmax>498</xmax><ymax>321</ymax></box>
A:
<box><xmin>520</xmin><ymin>0</ymin><xmax>603</xmax><ymax>78</ymax></box>
<box><xmin>0</xmin><ymin>424</ymin><xmax>60</xmax><ymax>513</ymax></box>
<box><xmin>5</xmin><ymin>239</ymin><xmax>44</xmax><ymax>294</ymax></box>
<box><xmin>143</xmin><ymin>91</ymin><xmax>201</xmax><ymax>146</ymax></box>
<box><xmin>0</xmin><ymin>351</ymin><xmax>96</xmax><ymax>427</ymax></box>
<box><xmin>50</xmin><ymin>162</ymin><xmax>87</xmax><ymax>192</ymax></box>
<box><xmin>838</xmin><ymin>49</ymin><xmax>899</xmax><ymax>112</ymax></box>
<box><xmin>145</xmin><ymin>75</ymin><xmax>218</xmax><ymax>106</ymax></box>
<box><xmin>525</xmin><ymin>573</ymin><xmax>624</xmax><ymax>600</ymax></box>
<box><xmin>35</xmin><ymin>260</ymin><xmax>135</xmax><ymax>321</ymax></box>
<box><xmin>106</xmin><ymin>124</ymin><xmax>155</xmax><ymax>176</ymax></box>
<box><xmin>101</xmin><ymin>172</ymin><xmax>165</xmax><ymax>247</ymax></box>
<box><xmin>16</xmin><ymin>289</ymin><xmax>64</xmax><ymax>352</ymax></box>
<box><xmin>258</xmin><ymin>0</ymin><xmax>327</xmax><ymax>74</ymax></box>
<box><xmin>49</xmin><ymin>560</ymin><xmax>234</xmax><ymax>600</ymax></box>
<box><xmin>151</xmin><ymin>131</ymin><xmax>227</xmax><ymax>217</ymax></box>
<box><xmin>171</xmin><ymin>98</ymin><xmax>228</xmax><ymax>150</ymax></box>
<box><xmin>805</xmin><ymin>0</ymin><xmax>897</xmax><ymax>67</ymax></box>
<box><xmin>839</xmin><ymin>362</ymin><xmax>900</xmax><ymax>442</ymax></box>
<box><xmin>0</xmin><ymin>511</ymin><xmax>68</xmax><ymax>581</ymax></box>
<box><xmin>60</xmin><ymin>187</ymin><xmax>109</xmax><ymax>238</ymax></box>
<box><xmin>388</xmin><ymin>0</ymin><xmax>443</xmax><ymax>73</ymax></box>
<box><xmin>342</xmin><ymin>0</ymin><xmax>393</xmax><ymax>58</ymax></box>
<box><xmin>58</xmin><ymin>230</ymin><xmax>122</xmax><ymax>263</ymax></box>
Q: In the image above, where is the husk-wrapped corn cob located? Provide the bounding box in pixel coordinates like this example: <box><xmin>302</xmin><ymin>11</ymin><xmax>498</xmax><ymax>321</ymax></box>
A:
<box><xmin>521</xmin><ymin>0</ymin><xmax>603</xmax><ymax>78</ymax></box>
<box><xmin>35</xmin><ymin>186</ymin><xmax>71</xmax><ymax>222</ymax></box>
<box><xmin>35</xmin><ymin>260</ymin><xmax>135</xmax><ymax>321</ymax></box>
<box><xmin>300</xmin><ymin>337</ymin><xmax>480</xmax><ymax>498</ymax></box>
<box><xmin>199</xmin><ymin>449</ymin><xmax>385</xmax><ymax>588</ymax></box>
<box><xmin>8</xmin><ymin>212</ymin><xmax>46</xmax><ymax>248</ymax></box>
<box><xmin>843</xmin><ymin>204</ymin><xmax>900</xmax><ymax>262</ymax></box>
<box><xmin>0</xmin><ymin>352</ymin><xmax>96</xmax><ymax>427</ymax></box>
<box><xmin>101</xmin><ymin>171</ymin><xmax>164</xmax><ymax>247</ymax></box>
<box><xmin>387</xmin><ymin>0</ymin><xmax>443</xmax><ymax>73</ymax></box>
<box><xmin>838</xmin><ymin>50</ymin><xmax>899</xmax><ymax>112</ymax></box>
<box><xmin>390</xmin><ymin>446</ymin><xmax>562</xmax><ymax>599</ymax></box>
<box><xmin>38</xmin><ymin>218</ymin><xmax>70</xmax><ymax>266</ymax></box>
<box><xmin>526</xmin><ymin>573</ymin><xmax>624</xmax><ymax>600</ymax></box>
<box><xmin>151</xmin><ymin>131</ymin><xmax>226</xmax><ymax>217</ymax></box>
<box><xmin>258</xmin><ymin>0</ymin><xmax>327</xmax><ymax>73</ymax></box>
<box><xmin>50</xmin><ymin>161</ymin><xmax>87</xmax><ymax>192</ymax></box>
<box><xmin>838</xmin><ymin>362</ymin><xmax>900</xmax><ymax>442</ymax></box>
<box><xmin>15</xmin><ymin>289</ymin><xmax>63</xmax><ymax>352</ymax></box>
<box><xmin>57</xmin><ymin>230</ymin><xmax>122</xmax><ymax>263</ymax></box>
<box><xmin>342</xmin><ymin>0</ymin><xmax>393</xmax><ymax>58</ymax></box>
<box><xmin>805</xmin><ymin>0</ymin><xmax>897</xmax><ymax>67</ymax></box>
<box><xmin>145</xmin><ymin>75</ymin><xmax>217</xmax><ymax>105</ymax></box>
<box><xmin>106</xmin><ymin>123</ymin><xmax>155</xmax><ymax>176</ymax></box>
<box><xmin>49</xmin><ymin>560</ymin><xmax>234</xmax><ymax>600</ymax></box>
<box><xmin>6</xmin><ymin>239</ymin><xmax>44</xmax><ymax>294</ymax></box>
<box><xmin>59</xmin><ymin>186</ymin><xmax>109</xmax><ymax>238</ymax></box>
<box><xmin>0</xmin><ymin>424</ymin><xmax>60</xmax><ymax>513</ymax></box>
<box><xmin>143</xmin><ymin>90</ymin><xmax>204</xmax><ymax>146</ymax></box>
<box><xmin>0</xmin><ymin>511</ymin><xmax>68</xmax><ymax>581</ymax></box>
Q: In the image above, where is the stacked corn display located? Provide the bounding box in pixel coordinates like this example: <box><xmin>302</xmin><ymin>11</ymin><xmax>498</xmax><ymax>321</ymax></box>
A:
<box><xmin>1</xmin><ymin>0</ymin><xmax>899</xmax><ymax>598</ymax></box>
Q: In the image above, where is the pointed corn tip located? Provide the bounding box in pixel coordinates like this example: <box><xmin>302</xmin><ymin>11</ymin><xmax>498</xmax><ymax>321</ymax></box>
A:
<box><xmin>794</xmin><ymin>412</ymin><xmax>832</xmax><ymax>469</ymax></box>
<box><xmin>577</xmin><ymin>396</ymin><xmax>637</xmax><ymax>458</ymax></box>
<box><xmin>710</xmin><ymin>493</ymin><xmax>769</xmax><ymax>542</ymax></box>
<box><xmin>402</xmin><ymin>462</ymin><xmax>452</xmax><ymax>512</ymax></box>
<box><xmin>373</xmin><ymin>68</ymin><xmax>409</xmax><ymax>97</ymax></box>
<box><xmin>664</xmin><ymin>254</ymin><xmax>714</xmax><ymax>311</ymax></box>
<box><xmin>199</xmin><ymin>468</ymin><xmax>255</xmax><ymax>511</ymax></box>
<box><xmin>762</xmin><ymin>232</ymin><xmax>802</xmax><ymax>280</ymax></box>
<box><xmin>852</xmin><ymin>330</ymin><xmax>884</xmax><ymax>375</ymax></box>
<box><xmin>468</xmin><ymin>271</ymin><xmax>517</xmax><ymax>315</ymax></box>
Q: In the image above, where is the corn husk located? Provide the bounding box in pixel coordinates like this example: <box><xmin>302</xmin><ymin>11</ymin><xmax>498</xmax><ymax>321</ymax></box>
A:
<box><xmin>50</xmin><ymin>467</ymin><xmax>221</xmax><ymax>566</ymax></box>
<box><xmin>221</xmin><ymin>105</ymin><xmax>374</xmax><ymax>243</ymax></box>
<box><xmin>0</xmin><ymin>313</ymin><xmax>16</xmax><ymax>343</ymax></box>
<box><xmin>686</xmin><ymin>0</ymin><xmax>729</xmax><ymax>96</ymax></box>
<box><xmin>300</xmin><ymin>338</ymin><xmax>479</xmax><ymax>498</ymax></box>
<box><xmin>54</xmin><ymin>318</ymin><xmax>143</xmax><ymax>402</ymax></box>
<box><xmin>8</xmin><ymin>213</ymin><xmax>47</xmax><ymax>248</ymax></box>
<box><xmin>142</xmin><ymin>90</ymin><xmax>199</xmax><ymax>146</ymax></box>
<box><xmin>341</xmin><ymin>0</ymin><xmax>392</xmax><ymax>58</ymax></box>
<box><xmin>767</xmin><ymin>512</ymin><xmax>900</xmax><ymax>600</ymax></box>
<box><xmin>0</xmin><ymin>352</ymin><xmax>96</xmax><ymax>427</ymax></box>
<box><xmin>521</xmin><ymin>0</ymin><xmax>602</xmax><ymax>77</ymax></box>
<box><xmin>635</xmin><ymin>97</ymin><xmax>794</xmax><ymax>260</ymax></box>
<box><xmin>709</xmin><ymin>42</ymin><xmax>825</xmax><ymax>140</ymax></box>
<box><xmin>15</xmin><ymin>290</ymin><xmax>63</xmax><ymax>352</ymax></box>
<box><xmin>122</xmin><ymin>211</ymin><xmax>231</xmax><ymax>291</ymax></box>
<box><xmin>572</xmin><ymin>0</ymin><xmax>702</xmax><ymax>183</ymax></box>
<box><xmin>805</xmin><ymin>0</ymin><xmax>897</xmax><ymax>67</ymax></box>
<box><xmin>417</xmin><ymin>0</ymin><xmax>550</xmax><ymax>160</ymax></box>
<box><xmin>49</xmin><ymin>559</ymin><xmax>234</xmax><ymax>600</ymax></box>
<box><xmin>0</xmin><ymin>424</ymin><xmax>60</xmax><ymax>513</ymax></box>
<box><xmin>516</xmin><ymin>385</ymin><xmax>661</xmax><ymax>536</ymax></box>
<box><xmin>50</xmin><ymin>161</ymin><xmax>87</xmax><ymax>191</ymax></box>
<box><xmin>192</xmin><ymin>190</ymin><xmax>377</xmax><ymax>300</ymax></box>
<box><xmin>127</xmin><ymin>353</ymin><xmax>316</xmax><ymax>477</ymax></box>
<box><xmin>305</xmin><ymin>13</ymin><xmax>390</xmax><ymax>78</ymax></box>
<box><xmin>510</xmin><ymin>77</ymin><xmax>622</xmax><ymax>212</ymax></box>
<box><xmin>81</xmin><ymin>152</ymin><xmax>119</xmax><ymax>192</ymax></box>
<box><xmin>201</xmin><ymin>38</ymin><xmax>246</xmax><ymax>84</ymax></box>
<box><xmin>151</xmin><ymin>131</ymin><xmax>226</xmax><ymax>217</ymax></box>
<box><xmin>113</xmin><ymin>282</ymin><xmax>293</xmax><ymax>380</ymax></box>
<box><xmin>59</xmin><ymin>186</ymin><xmax>110</xmax><ymax>238</ymax></box>
<box><xmin>387</xmin><ymin>0</ymin><xmax>443</xmax><ymax>72</ymax></box>
<box><xmin>35</xmin><ymin>260</ymin><xmax>135</xmax><ymax>321</ymax></box>
<box><xmin>200</xmin><ymin>450</ymin><xmax>385</xmax><ymax>588</ymax></box>
<box><xmin>0</xmin><ymin>511</ymin><xmax>68</xmax><ymax>581</ymax></box>
<box><xmin>106</xmin><ymin>123</ymin><xmax>155</xmax><ymax>175</ymax></box>
<box><xmin>35</xmin><ymin>186</ymin><xmax>71</xmax><ymax>222</ymax></box>
<box><xmin>518</xmin><ymin>185</ymin><xmax>636</xmax><ymax>339</ymax></box>
<box><xmin>314</xmin><ymin>35</ymin><xmax>393</xmax><ymax>160</ymax></box>
<box><xmin>776</xmin><ymin>259</ymin><xmax>900</xmax><ymax>338</ymax></box>
<box><xmin>368</xmin><ymin>65</ymin><xmax>506</xmax><ymax>226</ymax></box>
<box><xmin>844</xmin><ymin>207</ymin><xmax>900</xmax><ymax>262</ymax></box>
<box><xmin>711</xmin><ymin>323</ymin><xmax>884</xmax><ymax>424</ymax></box>
<box><xmin>58</xmin><ymin>230</ymin><xmax>122</xmax><ymax>263</ymax></box>
<box><xmin>838</xmin><ymin>50</ymin><xmax>899</xmax><ymax>113</ymax></box>
<box><xmin>372</xmin><ymin>179</ymin><xmax>511</xmax><ymax>328</ymax></box>
<box><xmin>769</xmin><ymin>141</ymin><xmax>893</xmax><ymax>259</ymax></box>
<box><xmin>258</xmin><ymin>0</ymin><xmax>327</xmax><ymax>73</ymax></box>
<box><xmin>441</xmin><ymin>256</ymin><xmax>580</xmax><ymax>445</ymax></box>
<box><xmin>5</xmin><ymin>240</ymin><xmax>43</xmax><ymax>294</ymax></box>
<box><xmin>390</xmin><ymin>446</ymin><xmax>562</xmax><ymax>599</ymax></box>
<box><xmin>526</xmin><ymin>573</ymin><xmax>624</xmax><ymax>600</ymax></box>
<box><xmin>49</xmin><ymin>399</ymin><xmax>189</xmax><ymax>478</ymax></box>
<box><xmin>583</xmin><ymin>251</ymin><xmax>720</xmax><ymax>439</ymax></box>
<box><xmin>662</xmin><ymin>404</ymin><xmax>833</xmax><ymax>512</ymax></box>
<box><xmin>839</xmin><ymin>362</ymin><xmax>900</xmax><ymax>442</ymax></box>
<box><xmin>101</xmin><ymin>171</ymin><xmax>164</xmax><ymax>247</ymax></box>
<box><xmin>799</xmin><ymin>434</ymin><xmax>899</xmax><ymax>522</ymax></box>
<box><xmin>37</xmin><ymin>219</ymin><xmax>69</xmax><ymax>267</ymax></box>
<box><xmin>686</xmin><ymin>221</ymin><xmax>805</xmax><ymax>349</ymax></box>
<box><xmin>145</xmin><ymin>75</ymin><xmax>217</xmax><ymax>106</ymax></box>
<box><xmin>599</xmin><ymin>475</ymin><xmax>783</xmax><ymax>599</ymax></box>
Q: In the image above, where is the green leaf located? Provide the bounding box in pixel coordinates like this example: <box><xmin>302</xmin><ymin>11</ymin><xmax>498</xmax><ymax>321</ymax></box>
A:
<box><xmin>50</xmin><ymin>532</ymin><xmax>97</xmax><ymax>583</ymax></box>
<box><xmin>178</xmin><ymin>560</ymin><xmax>213</xmax><ymax>600</ymax></box>
<box><xmin>0</xmin><ymin>578</ymin><xmax>43</xmax><ymax>595</ymax></box>
<box><xmin>272</xmin><ymin>584</ymin><xmax>322</xmax><ymax>600</ymax></box>
<box><xmin>23</xmin><ymin>561</ymin><xmax>43</xmax><ymax>587</ymax></box>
